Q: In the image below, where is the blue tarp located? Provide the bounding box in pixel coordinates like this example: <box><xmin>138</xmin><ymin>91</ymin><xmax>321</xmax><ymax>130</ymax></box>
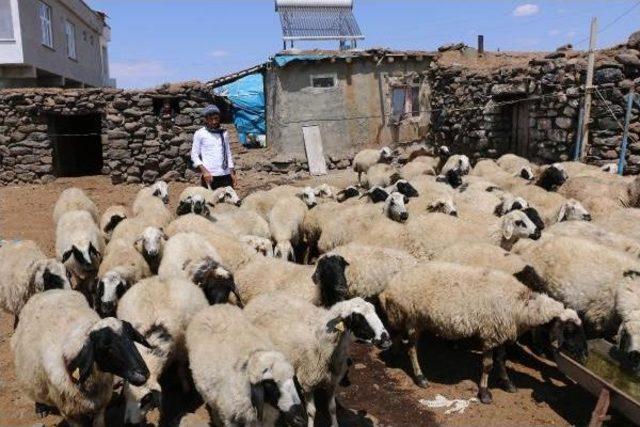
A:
<box><xmin>273</xmin><ymin>54</ymin><xmax>331</xmax><ymax>67</ymax></box>
<box><xmin>214</xmin><ymin>73</ymin><xmax>266</xmax><ymax>146</ymax></box>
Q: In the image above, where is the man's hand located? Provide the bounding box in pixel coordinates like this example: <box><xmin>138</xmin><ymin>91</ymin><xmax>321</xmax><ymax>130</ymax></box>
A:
<box><xmin>199</xmin><ymin>166</ymin><xmax>212</xmax><ymax>187</ymax></box>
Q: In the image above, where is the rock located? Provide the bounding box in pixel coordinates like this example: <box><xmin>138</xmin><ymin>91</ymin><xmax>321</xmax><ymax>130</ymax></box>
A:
<box><xmin>438</xmin><ymin>42</ymin><xmax>466</xmax><ymax>52</ymax></box>
<box><xmin>142</xmin><ymin>169</ymin><xmax>159</xmax><ymax>183</ymax></box>
<box><xmin>112</xmin><ymin>98</ymin><xmax>129</xmax><ymax>110</ymax></box>
<box><xmin>628</xmin><ymin>30</ymin><xmax>640</xmax><ymax>50</ymax></box>
<box><xmin>107</xmin><ymin>114</ymin><xmax>124</xmax><ymax>125</ymax></box>
<box><xmin>615</xmin><ymin>53</ymin><xmax>640</xmax><ymax>68</ymax></box>
<box><xmin>174</xmin><ymin>114</ymin><xmax>192</xmax><ymax>126</ymax></box>
<box><xmin>124</xmin><ymin>122</ymin><xmax>141</xmax><ymax>132</ymax></box>
<box><xmin>108</xmin><ymin>129</ymin><xmax>129</xmax><ymax>139</ymax></box>
<box><xmin>490</xmin><ymin>83</ymin><xmax>527</xmax><ymax>97</ymax></box>
<box><xmin>123</xmin><ymin>108</ymin><xmax>144</xmax><ymax>118</ymax></box>
<box><xmin>161</xmin><ymin>170</ymin><xmax>180</xmax><ymax>181</ymax></box>
<box><xmin>595</xmin><ymin>68</ymin><xmax>624</xmax><ymax>84</ymax></box>
<box><xmin>555</xmin><ymin>117</ymin><xmax>573</xmax><ymax>129</ymax></box>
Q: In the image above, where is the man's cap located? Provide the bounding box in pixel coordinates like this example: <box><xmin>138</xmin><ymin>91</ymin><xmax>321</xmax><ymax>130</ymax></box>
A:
<box><xmin>201</xmin><ymin>105</ymin><xmax>221</xmax><ymax>117</ymax></box>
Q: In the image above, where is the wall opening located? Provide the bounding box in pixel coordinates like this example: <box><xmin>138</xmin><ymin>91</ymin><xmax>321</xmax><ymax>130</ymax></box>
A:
<box><xmin>48</xmin><ymin>113</ymin><xmax>103</xmax><ymax>177</ymax></box>
<box><xmin>509</xmin><ymin>101</ymin><xmax>532</xmax><ymax>157</ymax></box>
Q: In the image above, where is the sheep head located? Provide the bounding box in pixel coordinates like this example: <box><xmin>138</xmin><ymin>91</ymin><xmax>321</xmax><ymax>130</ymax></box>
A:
<box><xmin>327</xmin><ymin>297</ymin><xmax>391</xmax><ymax>349</ymax></box>
<box><xmin>218</xmin><ymin>186</ymin><xmax>241</xmax><ymax>206</ymax></box>
<box><xmin>427</xmin><ymin>198</ymin><xmax>458</xmax><ymax>217</ymax></box>
<box><xmin>34</xmin><ymin>259</ymin><xmax>71</xmax><ymax>292</ymax></box>
<box><xmin>557</xmin><ymin>199</ymin><xmax>591</xmax><ymax>222</ymax></box>
<box><xmin>240</xmin><ymin>235</ymin><xmax>274</xmax><ymax>257</ymax></box>
<box><xmin>134</xmin><ymin>227</ymin><xmax>167</xmax><ymax>274</ymax></box>
<box><xmin>61</xmin><ymin>242</ymin><xmax>101</xmax><ymax>279</ymax></box>
<box><xmin>536</xmin><ymin>163</ymin><xmax>567</xmax><ymax>191</ymax></box>
<box><xmin>188</xmin><ymin>257</ymin><xmax>241</xmax><ymax>307</ymax></box>
<box><xmin>274</xmin><ymin>241</ymin><xmax>295</xmax><ymax>262</ymax></box>
<box><xmin>336</xmin><ymin>186</ymin><xmax>360</xmax><ymax>202</ymax></box>
<box><xmin>151</xmin><ymin>181</ymin><xmax>169</xmax><ymax>204</ymax></box>
<box><xmin>296</xmin><ymin>187</ymin><xmax>317</xmax><ymax>208</ymax></box>
<box><xmin>313</xmin><ymin>254</ymin><xmax>349</xmax><ymax>307</ymax></box>
<box><xmin>501</xmin><ymin>210</ymin><xmax>541</xmax><ymax>244</ymax></box>
<box><xmin>379</xmin><ymin>146</ymin><xmax>393</xmax><ymax>162</ymax></box>
<box><xmin>384</xmin><ymin>192</ymin><xmax>409</xmax><ymax>222</ymax></box>
<box><xmin>95</xmin><ymin>270</ymin><xmax>129</xmax><ymax>318</ymax></box>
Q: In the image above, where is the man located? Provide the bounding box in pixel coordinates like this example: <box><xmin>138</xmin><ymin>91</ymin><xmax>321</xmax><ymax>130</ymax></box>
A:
<box><xmin>191</xmin><ymin>105</ymin><xmax>237</xmax><ymax>189</ymax></box>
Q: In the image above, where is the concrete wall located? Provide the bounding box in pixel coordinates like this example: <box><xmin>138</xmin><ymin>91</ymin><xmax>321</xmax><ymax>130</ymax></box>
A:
<box><xmin>0</xmin><ymin>0</ymin><xmax>23</xmax><ymax>64</ymax></box>
<box><xmin>13</xmin><ymin>0</ymin><xmax>105</xmax><ymax>86</ymax></box>
<box><xmin>266</xmin><ymin>57</ymin><xmax>432</xmax><ymax>161</ymax></box>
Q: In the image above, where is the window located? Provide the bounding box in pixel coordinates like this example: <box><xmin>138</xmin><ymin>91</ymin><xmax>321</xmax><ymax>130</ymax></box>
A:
<box><xmin>65</xmin><ymin>20</ymin><xmax>76</xmax><ymax>59</ymax></box>
<box><xmin>391</xmin><ymin>85</ymin><xmax>421</xmax><ymax>122</ymax></box>
<box><xmin>310</xmin><ymin>74</ymin><xmax>336</xmax><ymax>88</ymax></box>
<box><xmin>39</xmin><ymin>1</ymin><xmax>53</xmax><ymax>48</ymax></box>
<box><xmin>0</xmin><ymin>0</ymin><xmax>14</xmax><ymax>40</ymax></box>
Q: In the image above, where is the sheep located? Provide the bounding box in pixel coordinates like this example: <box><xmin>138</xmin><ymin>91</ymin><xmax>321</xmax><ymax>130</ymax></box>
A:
<box><xmin>313</xmin><ymin>183</ymin><xmax>340</xmax><ymax>201</ymax></box>
<box><xmin>269</xmin><ymin>195</ymin><xmax>312</xmax><ymax>261</ymax></box>
<box><xmin>55</xmin><ymin>210</ymin><xmax>105</xmax><ymax>296</ymax></box>
<box><xmin>132</xmin><ymin>180</ymin><xmax>169</xmax><ymax>214</ymax></box>
<box><xmin>440</xmin><ymin>154</ymin><xmax>471</xmax><ymax>176</ymax></box>
<box><xmin>432</xmin><ymin>241</ymin><xmax>529</xmax><ymax>275</ymax></box>
<box><xmin>407</xmin><ymin>144</ymin><xmax>449</xmax><ymax>165</ymax></box>
<box><xmin>165</xmin><ymin>214</ymin><xmax>258</xmax><ymax>272</ymax></box>
<box><xmin>95</xmin><ymin>238</ymin><xmax>152</xmax><ymax>317</ymax></box>
<box><xmin>385</xmin><ymin>179</ymin><xmax>419</xmax><ymax>198</ymax></box>
<box><xmin>407</xmin><ymin>192</ymin><xmax>458</xmax><ymax>218</ymax></box>
<box><xmin>239</xmin><ymin>235</ymin><xmax>274</xmax><ymax>257</ymax></box>
<box><xmin>535</xmin><ymin>163</ymin><xmax>568</xmax><ymax>191</ymax></box>
<box><xmin>511</xmin><ymin>184</ymin><xmax>591</xmax><ymax>226</ymax></box>
<box><xmin>186</xmin><ymin>304</ymin><xmax>306</xmax><ymax>427</ymax></box>
<box><xmin>452</xmin><ymin>187</ymin><xmax>501</xmax><ymax>223</ymax></box>
<box><xmin>471</xmin><ymin>159</ymin><xmax>528</xmax><ymax>190</ymax></box>
<box><xmin>300</xmin><ymin>201</ymin><xmax>342</xmax><ymax>263</ymax></box>
<box><xmin>11</xmin><ymin>289</ymin><xmax>150</xmax><ymax>426</ymax></box>
<box><xmin>363</xmin><ymin>163</ymin><xmax>400</xmax><ymax>189</ymax></box>
<box><xmin>544</xmin><ymin>221</ymin><xmax>640</xmax><ymax>258</ymax></box>
<box><xmin>176</xmin><ymin>193</ymin><xmax>210</xmax><ymax>217</ymax></box>
<box><xmin>353</xmin><ymin>146</ymin><xmax>393</xmax><ymax>183</ymax></box>
<box><xmin>595</xmin><ymin>208</ymin><xmax>640</xmax><ymax>241</ymax></box>
<box><xmin>133</xmin><ymin>194</ymin><xmax>173</xmax><ymax>228</ymax></box>
<box><xmin>496</xmin><ymin>153</ymin><xmax>537</xmax><ymax>180</ymax></box>
<box><xmin>318</xmin><ymin>243</ymin><xmax>418</xmax><ymax>306</ymax></box>
<box><xmin>581</xmin><ymin>195</ymin><xmax>624</xmax><ymax>220</ymax></box>
<box><xmin>214</xmin><ymin>209</ymin><xmax>271</xmax><ymax>239</ymax></box>
<box><xmin>410</xmin><ymin>174</ymin><xmax>455</xmax><ymax>196</ymax></box>
<box><xmin>158</xmin><ymin>232</ymin><xmax>242</xmax><ymax>306</ymax></box>
<box><xmin>0</xmin><ymin>240</ymin><xmax>71</xmax><ymax>328</ymax></box>
<box><xmin>400</xmin><ymin>158</ymin><xmax>438</xmax><ymax>179</ymax></box>
<box><xmin>242</xmin><ymin>186</ymin><xmax>317</xmax><ymax>220</ymax></box>
<box><xmin>336</xmin><ymin>186</ymin><xmax>360</xmax><ymax>202</ymax></box>
<box><xmin>52</xmin><ymin>187</ymin><xmax>99</xmax><ymax>225</ymax></box>
<box><xmin>117</xmin><ymin>275</ymin><xmax>210</xmax><ymax>425</ymax></box>
<box><xmin>110</xmin><ymin>220</ymin><xmax>167</xmax><ymax>274</ymax></box>
<box><xmin>99</xmin><ymin>205</ymin><xmax>129</xmax><ymax>242</ymax></box>
<box><xmin>494</xmin><ymin>193</ymin><xmax>529</xmax><ymax>216</ymax></box>
<box><xmin>379</xmin><ymin>262</ymin><xmax>586</xmax><ymax>403</ymax></box>
<box><xmin>516</xmin><ymin>236</ymin><xmax>640</xmax><ymax>374</ymax></box>
<box><xmin>245</xmin><ymin>293</ymin><xmax>390</xmax><ymax>427</ymax></box>
<box><xmin>559</xmin><ymin>174</ymin><xmax>640</xmax><ymax>208</ymax></box>
<box><xmin>557</xmin><ymin>161</ymin><xmax>608</xmax><ymax>178</ymax></box>
<box><xmin>178</xmin><ymin>186</ymin><xmax>241</xmax><ymax>211</ymax></box>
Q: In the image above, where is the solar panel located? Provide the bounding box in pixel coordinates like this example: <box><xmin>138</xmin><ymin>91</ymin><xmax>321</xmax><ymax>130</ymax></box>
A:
<box><xmin>276</xmin><ymin>0</ymin><xmax>363</xmax><ymax>43</ymax></box>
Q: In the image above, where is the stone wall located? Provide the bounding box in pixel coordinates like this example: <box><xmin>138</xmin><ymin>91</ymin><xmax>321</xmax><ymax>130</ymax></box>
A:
<box><xmin>427</xmin><ymin>31</ymin><xmax>640</xmax><ymax>172</ymax></box>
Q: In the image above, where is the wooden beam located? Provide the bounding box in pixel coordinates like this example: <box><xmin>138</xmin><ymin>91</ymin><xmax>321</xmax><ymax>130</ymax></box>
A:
<box><xmin>580</xmin><ymin>17</ymin><xmax>598</xmax><ymax>160</ymax></box>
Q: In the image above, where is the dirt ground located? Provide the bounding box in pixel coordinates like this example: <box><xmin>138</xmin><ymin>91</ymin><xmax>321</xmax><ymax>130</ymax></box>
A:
<box><xmin>0</xmin><ymin>172</ymin><xmax>604</xmax><ymax>427</ymax></box>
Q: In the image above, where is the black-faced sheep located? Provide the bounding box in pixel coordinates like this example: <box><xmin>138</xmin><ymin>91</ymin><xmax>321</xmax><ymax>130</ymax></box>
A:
<box><xmin>132</xmin><ymin>181</ymin><xmax>169</xmax><ymax>213</ymax></box>
<box><xmin>99</xmin><ymin>205</ymin><xmax>129</xmax><ymax>242</ymax></box>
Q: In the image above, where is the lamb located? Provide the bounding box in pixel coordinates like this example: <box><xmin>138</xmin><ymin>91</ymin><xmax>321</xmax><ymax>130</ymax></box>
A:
<box><xmin>318</xmin><ymin>243</ymin><xmax>418</xmax><ymax>306</ymax></box>
<box><xmin>353</xmin><ymin>146</ymin><xmax>393</xmax><ymax>183</ymax></box>
<box><xmin>110</xmin><ymin>220</ymin><xmax>167</xmax><ymax>274</ymax></box>
<box><xmin>158</xmin><ymin>232</ymin><xmax>241</xmax><ymax>305</ymax></box>
<box><xmin>99</xmin><ymin>205</ymin><xmax>129</xmax><ymax>242</ymax></box>
<box><xmin>186</xmin><ymin>304</ymin><xmax>306</xmax><ymax>427</ymax></box>
<box><xmin>269</xmin><ymin>195</ymin><xmax>311</xmax><ymax>261</ymax></box>
<box><xmin>363</xmin><ymin>163</ymin><xmax>400</xmax><ymax>189</ymax></box>
<box><xmin>52</xmin><ymin>187</ymin><xmax>99</xmax><ymax>225</ymax></box>
<box><xmin>178</xmin><ymin>185</ymin><xmax>241</xmax><ymax>210</ymax></box>
<box><xmin>544</xmin><ymin>221</ymin><xmax>640</xmax><ymax>258</ymax></box>
<box><xmin>165</xmin><ymin>214</ymin><xmax>258</xmax><ymax>272</ymax></box>
<box><xmin>133</xmin><ymin>194</ymin><xmax>173</xmax><ymax>228</ymax></box>
<box><xmin>132</xmin><ymin>180</ymin><xmax>169</xmax><ymax>214</ymax></box>
<box><xmin>214</xmin><ymin>209</ymin><xmax>271</xmax><ymax>239</ymax></box>
<box><xmin>117</xmin><ymin>275</ymin><xmax>210</xmax><ymax>425</ymax></box>
<box><xmin>496</xmin><ymin>153</ymin><xmax>537</xmax><ymax>180</ymax></box>
<box><xmin>11</xmin><ymin>289</ymin><xmax>150</xmax><ymax>426</ymax></box>
<box><xmin>379</xmin><ymin>262</ymin><xmax>586</xmax><ymax>403</ymax></box>
<box><xmin>95</xmin><ymin>238</ymin><xmax>152</xmax><ymax>317</ymax></box>
<box><xmin>55</xmin><ymin>210</ymin><xmax>105</xmax><ymax>295</ymax></box>
<box><xmin>516</xmin><ymin>236</ymin><xmax>640</xmax><ymax>374</ymax></box>
<box><xmin>0</xmin><ymin>240</ymin><xmax>71</xmax><ymax>327</ymax></box>
<box><xmin>245</xmin><ymin>293</ymin><xmax>390</xmax><ymax>427</ymax></box>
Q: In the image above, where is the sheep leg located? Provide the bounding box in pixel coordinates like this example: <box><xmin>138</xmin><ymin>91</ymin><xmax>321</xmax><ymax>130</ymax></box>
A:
<box><xmin>478</xmin><ymin>350</ymin><xmax>493</xmax><ymax>404</ymax></box>
<box><xmin>494</xmin><ymin>345</ymin><xmax>517</xmax><ymax>393</ymax></box>
<box><xmin>328</xmin><ymin>391</ymin><xmax>339</xmax><ymax>427</ymax></box>
<box><xmin>177</xmin><ymin>361</ymin><xmax>191</xmax><ymax>393</ymax></box>
<box><xmin>305</xmin><ymin>391</ymin><xmax>316</xmax><ymax>427</ymax></box>
<box><xmin>407</xmin><ymin>329</ymin><xmax>427</xmax><ymax>388</ymax></box>
<box><xmin>92</xmin><ymin>409</ymin><xmax>106</xmax><ymax>427</ymax></box>
<box><xmin>13</xmin><ymin>315</ymin><xmax>18</xmax><ymax>329</ymax></box>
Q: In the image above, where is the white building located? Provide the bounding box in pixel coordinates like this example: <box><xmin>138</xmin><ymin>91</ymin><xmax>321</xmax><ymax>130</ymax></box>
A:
<box><xmin>0</xmin><ymin>0</ymin><xmax>114</xmax><ymax>88</ymax></box>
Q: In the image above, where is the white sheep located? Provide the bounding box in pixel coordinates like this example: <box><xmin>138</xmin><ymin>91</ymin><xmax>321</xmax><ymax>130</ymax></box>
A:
<box><xmin>471</xmin><ymin>159</ymin><xmax>527</xmax><ymax>190</ymax></box>
<box><xmin>214</xmin><ymin>209</ymin><xmax>271</xmax><ymax>239</ymax></box>
<box><xmin>52</xmin><ymin>187</ymin><xmax>99</xmax><ymax>225</ymax></box>
<box><xmin>99</xmin><ymin>205</ymin><xmax>129</xmax><ymax>242</ymax></box>
<box><xmin>517</xmin><ymin>236</ymin><xmax>640</xmax><ymax>373</ymax></box>
<box><xmin>55</xmin><ymin>210</ymin><xmax>105</xmax><ymax>295</ymax></box>
<box><xmin>132</xmin><ymin>180</ymin><xmax>169</xmax><ymax>214</ymax></box>
<box><xmin>117</xmin><ymin>275</ymin><xmax>210</xmax><ymax>425</ymax></box>
<box><xmin>239</xmin><ymin>235</ymin><xmax>274</xmax><ymax>257</ymax></box>
<box><xmin>544</xmin><ymin>221</ymin><xmax>640</xmax><ymax>258</ymax></box>
<box><xmin>245</xmin><ymin>293</ymin><xmax>390</xmax><ymax>427</ymax></box>
<box><xmin>269</xmin><ymin>195</ymin><xmax>310</xmax><ymax>261</ymax></box>
<box><xmin>496</xmin><ymin>153</ymin><xmax>537</xmax><ymax>180</ymax></box>
<box><xmin>432</xmin><ymin>241</ymin><xmax>529</xmax><ymax>275</ymax></box>
<box><xmin>165</xmin><ymin>214</ymin><xmax>258</xmax><ymax>272</ymax></box>
<box><xmin>11</xmin><ymin>289</ymin><xmax>150</xmax><ymax>426</ymax></box>
<box><xmin>353</xmin><ymin>146</ymin><xmax>393</xmax><ymax>183</ymax></box>
<box><xmin>440</xmin><ymin>154</ymin><xmax>471</xmax><ymax>176</ymax></box>
<box><xmin>95</xmin><ymin>238</ymin><xmax>152</xmax><ymax>317</ymax></box>
<box><xmin>242</xmin><ymin>186</ymin><xmax>316</xmax><ymax>220</ymax></box>
<box><xmin>178</xmin><ymin>185</ymin><xmax>241</xmax><ymax>211</ymax></box>
<box><xmin>300</xmin><ymin>201</ymin><xmax>342</xmax><ymax>263</ymax></box>
<box><xmin>560</xmin><ymin>175</ymin><xmax>640</xmax><ymax>208</ymax></box>
<box><xmin>595</xmin><ymin>208</ymin><xmax>640</xmax><ymax>241</ymax></box>
<box><xmin>0</xmin><ymin>240</ymin><xmax>71</xmax><ymax>327</ymax></box>
<box><xmin>319</xmin><ymin>243</ymin><xmax>418</xmax><ymax>306</ymax></box>
<box><xmin>110</xmin><ymin>219</ymin><xmax>167</xmax><ymax>274</ymax></box>
<box><xmin>379</xmin><ymin>262</ymin><xmax>586</xmax><ymax>403</ymax></box>
<box><xmin>186</xmin><ymin>304</ymin><xmax>306</xmax><ymax>427</ymax></box>
<box><xmin>133</xmin><ymin>194</ymin><xmax>173</xmax><ymax>228</ymax></box>
<box><xmin>511</xmin><ymin>184</ymin><xmax>591</xmax><ymax>226</ymax></box>
<box><xmin>400</xmin><ymin>157</ymin><xmax>439</xmax><ymax>179</ymax></box>
<box><xmin>363</xmin><ymin>163</ymin><xmax>400</xmax><ymax>189</ymax></box>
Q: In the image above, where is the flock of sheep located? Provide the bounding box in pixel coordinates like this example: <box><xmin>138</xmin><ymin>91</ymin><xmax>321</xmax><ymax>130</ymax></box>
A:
<box><xmin>2</xmin><ymin>142</ymin><xmax>640</xmax><ymax>426</ymax></box>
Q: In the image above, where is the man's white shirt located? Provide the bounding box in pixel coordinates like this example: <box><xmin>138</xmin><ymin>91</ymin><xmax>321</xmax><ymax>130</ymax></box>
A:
<box><xmin>190</xmin><ymin>127</ymin><xmax>234</xmax><ymax>176</ymax></box>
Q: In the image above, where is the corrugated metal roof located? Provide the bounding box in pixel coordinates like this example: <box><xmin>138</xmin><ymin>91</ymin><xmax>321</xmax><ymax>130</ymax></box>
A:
<box><xmin>278</xmin><ymin>6</ymin><xmax>363</xmax><ymax>41</ymax></box>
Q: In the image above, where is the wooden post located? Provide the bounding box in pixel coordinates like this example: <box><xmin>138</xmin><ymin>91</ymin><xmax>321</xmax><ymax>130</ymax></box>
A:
<box><xmin>588</xmin><ymin>388</ymin><xmax>610</xmax><ymax>427</ymax></box>
<box><xmin>580</xmin><ymin>17</ymin><xmax>598</xmax><ymax>160</ymax></box>
<box><xmin>478</xmin><ymin>35</ymin><xmax>484</xmax><ymax>55</ymax></box>
<box><xmin>618</xmin><ymin>89</ymin><xmax>635</xmax><ymax>175</ymax></box>
<box><xmin>573</xmin><ymin>104</ymin><xmax>585</xmax><ymax>160</ymax></box>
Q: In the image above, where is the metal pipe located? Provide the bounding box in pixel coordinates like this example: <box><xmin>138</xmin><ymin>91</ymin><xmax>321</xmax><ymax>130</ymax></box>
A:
<box><xmin>618</xmin><ymin>90</ymin><xmax>635</xmax><ymax>175</ymax></box>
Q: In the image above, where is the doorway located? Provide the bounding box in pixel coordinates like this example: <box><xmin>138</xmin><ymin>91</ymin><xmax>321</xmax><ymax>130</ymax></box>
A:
<box><xmin>510</xmin><ymin>101</ymin><xmax>531</xmax><ymax>157</ymax></box>
<box><xmin>48</xmin><ymin>114</ymin><xmax>103</xmax><ymax>177</ymax></box>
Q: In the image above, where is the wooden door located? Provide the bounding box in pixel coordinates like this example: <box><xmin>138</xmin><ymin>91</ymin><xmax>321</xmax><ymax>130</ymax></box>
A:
<box><xmin>511</xmin><ymin>101</ymin><xmax>531</xmax><ymax>157</ymax></box>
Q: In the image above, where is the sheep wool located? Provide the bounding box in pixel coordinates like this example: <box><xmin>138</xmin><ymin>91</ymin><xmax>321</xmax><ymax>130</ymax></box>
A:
<box><xmin>52</xmin><ymin>187</ymin><xmax>99</xmax><ymax>225</ymax></box>
<box><xmin>99</xmin><ymin>205</ymin><xmax>129</xmax><ymax>241</ymax></box>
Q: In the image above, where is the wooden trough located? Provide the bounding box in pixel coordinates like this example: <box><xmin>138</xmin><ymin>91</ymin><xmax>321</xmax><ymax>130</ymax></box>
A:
<box><xmin>554</xmin><ymin>339</ymin><xmax>640</xmax><ymax>426</ymax></box>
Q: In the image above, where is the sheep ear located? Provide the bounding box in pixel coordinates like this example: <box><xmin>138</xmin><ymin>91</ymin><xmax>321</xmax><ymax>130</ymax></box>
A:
<box><xmin>176</xmin><ymin>201</ymin><xmax>192</xmax><ymax>215</ymax></box>
<box><xmin>89</xmin><ymin>243</ymin><xmax>99</xmax><ymax>259</ymax></box>
<box><xmin>122</xmin><ymin>321</ymin><xmax>152</xmax><ymax>349</ymax></box>
<box><xmin>67</xmin><ymin>339</ymin><xmax>94</xmax><ymax>384</ymax></box>
<box><xmin>503</xmin><ymin>219</ymin><xmax>514</xmax><ymax>240</ymax></box>
<box><xmin>61</xmin><ymin>249</ymin><xmax>73</xmax><ymax>263</ymax></box>
<box><xmin>326</xmin><ymin>316</ymin><xmax>346</xmax><ymax>333</ymax></box>
<box><xmin>72</xmin><ymin>246</ymin><xmax>85</xmax><ymax>264</ymax></box>
<box><xmin>153</xmin><ymin>189</ymin><xmax>162</xmax><ymax>197</ymax></box>
<box><xmin>134</xmin><ymin>237</ymin><xmax>145</xmax><ymax>254</ymax></box>
<box><xmin>557</xmin><ymin>204</ymin><xmax>567</xmax><ymax>223</ymax></box>
<box><xmin>251</xmin><ymin>382</ymin><xmax>265</xmax><ymax>421</ymax></box>
<box><xmin>549</xmin><ymin>318</ymin><xmax>565</xmax><ymax>350</ymax></box>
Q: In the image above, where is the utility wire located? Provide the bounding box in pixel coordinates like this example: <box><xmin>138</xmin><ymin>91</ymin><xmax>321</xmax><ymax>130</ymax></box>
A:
<box><xmin>573</xmin><ymin>0</ymin><xmax>640</xmax><ymax>48</ymax></box>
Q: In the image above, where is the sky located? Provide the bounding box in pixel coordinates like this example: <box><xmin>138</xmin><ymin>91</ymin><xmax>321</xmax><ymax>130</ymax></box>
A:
<box><xmin>86</xmin><ymin>0</ymin><xmax>640</xmax><ymax>89</ymax></box>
